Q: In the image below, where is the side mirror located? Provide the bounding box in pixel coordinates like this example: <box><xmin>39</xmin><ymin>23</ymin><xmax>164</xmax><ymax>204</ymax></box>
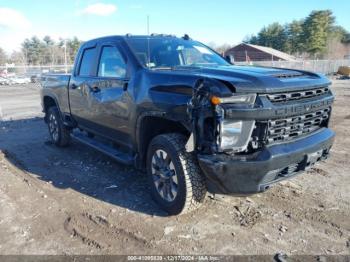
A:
<box><xmin>225</xmin><ymin>55</ymin><xmax>234</xmax><ymax>64</ymax></box>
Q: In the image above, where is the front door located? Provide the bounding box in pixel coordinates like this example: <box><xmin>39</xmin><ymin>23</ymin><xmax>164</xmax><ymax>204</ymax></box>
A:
<box><xmin>88</xmin><ymin>43</ymin><xmax>132</xmax><ymax>147</ymax></box>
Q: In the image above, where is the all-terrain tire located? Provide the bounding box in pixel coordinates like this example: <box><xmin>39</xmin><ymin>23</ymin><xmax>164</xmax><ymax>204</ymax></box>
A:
<box><xmin>47</xmin><ymin>106</ymin><xmax>71</xmax><ymax>147</ymax></box>
<box><xmin>147</xmin><ymin>133</ymin><xmax>207</xmax><ymax>215</ymax></box>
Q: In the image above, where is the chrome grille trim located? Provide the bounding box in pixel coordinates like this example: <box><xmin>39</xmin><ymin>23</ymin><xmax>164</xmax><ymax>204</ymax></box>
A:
<box><xmin>267</xmin><ymin>87</ymin><xmax>330</xmax><ymax>103</ymax></box>
<box><xmin>265</xmin><ymin>108</ymin><xmax>330</xmax><ymax>144</ymax></box>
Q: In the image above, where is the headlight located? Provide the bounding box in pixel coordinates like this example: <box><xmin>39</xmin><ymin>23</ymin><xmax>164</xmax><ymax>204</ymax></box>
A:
<box><xmin>218</xmin><ymin>118</ymin><xmax>255</xmax><ymax>152</ymax></box>
<box><xmin>211</xmin><ymin>94</ymin><xmax>256</xmax><ymax>106</ymax></box>
<box><xmin>216</xmin><ymin>94</ymin><xmax>256</xmax><ymax>152</ymax></box>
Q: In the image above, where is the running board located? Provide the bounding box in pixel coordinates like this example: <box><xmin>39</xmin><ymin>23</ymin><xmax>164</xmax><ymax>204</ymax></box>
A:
<box><xmin>71</xmin><ymin>132</ymin><xmax>134</xmax><ymax>165</ymax></box>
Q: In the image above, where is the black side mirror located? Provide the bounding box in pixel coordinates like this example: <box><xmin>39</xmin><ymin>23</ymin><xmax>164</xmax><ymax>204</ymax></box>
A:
<box><xmin>225</xmin><ymin>55</ymin><xmax>234</xmax><ymax>64</ymax></box>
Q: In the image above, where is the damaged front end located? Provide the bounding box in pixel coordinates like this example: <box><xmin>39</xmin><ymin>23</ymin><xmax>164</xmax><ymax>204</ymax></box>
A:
<box><xmin>187</xmin><ymin>78</ymin><xmax>335</xmax><ymax>195</ymax></box>
<box><xmin>186</xmin><ymin>78</ymin><xmax>257</xmax><ymax>155</ymax></box>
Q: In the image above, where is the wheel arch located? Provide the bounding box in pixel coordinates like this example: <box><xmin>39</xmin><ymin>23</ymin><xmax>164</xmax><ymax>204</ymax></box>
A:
<box><xmin>43</xmin><ymin>95</ymin><xmax>61</xmax><ymax>122</ymax></box>
<box><xmin>136</xmin><ymin>112</ymin><xmax>190</xmax><ymax>169</ymax></box>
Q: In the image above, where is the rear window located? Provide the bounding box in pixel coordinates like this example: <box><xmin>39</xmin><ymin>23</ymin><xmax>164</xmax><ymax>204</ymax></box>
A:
<box><xmin>79</xmin><ymin>48</ymin><xmax>97</xmax><ymax>76</ymax></box>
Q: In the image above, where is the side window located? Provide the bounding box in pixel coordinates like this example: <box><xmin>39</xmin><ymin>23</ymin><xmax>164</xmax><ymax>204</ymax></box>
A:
<box><xmin>98</xmin><ymin>46</ymin><xmax>126</xmax><ymax>78</ymax></box>
<box><xmin>79</xmin><ymin>47</ymin><xmax>97</xmax><ymax>76</ymax></box>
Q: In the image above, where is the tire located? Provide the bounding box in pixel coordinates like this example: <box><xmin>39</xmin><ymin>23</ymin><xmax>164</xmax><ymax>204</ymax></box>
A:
<box><xmin>47</xmin><ymin>106</ymin><xmax>71</xmax><ymax>147</ymax></box>
<box><xmin>147</xmin><ymin>133</ymin><xmax>207</xmax><ymax>215</ymax></box>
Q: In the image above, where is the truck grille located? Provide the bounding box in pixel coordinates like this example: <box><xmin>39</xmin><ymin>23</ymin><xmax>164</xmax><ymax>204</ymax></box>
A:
<box><xmin>267</xmin><ymin>86</ymin><xmax>330</xmax><ymax>103</ymax></box>
<box><xmin>265</xmin><ymin>108</ymin><xmax>330</xmax><ymax>144</ymax></box>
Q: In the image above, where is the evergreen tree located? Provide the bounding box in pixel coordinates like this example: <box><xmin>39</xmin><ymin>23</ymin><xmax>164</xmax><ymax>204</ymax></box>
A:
<box><xmin>243</xmin><ymin>34</ymin><xmax>258</xmax><ymax>45</ymax></box>
<box><xmin>43</xmin><ymin>35</ymin><xmax>54</xmax><ymax>46</ymax></box>
<box><xmin>302</xmin><ymin>10</ymin><xmax>335</xmax><ymax>56</ymax></box>
<box><xmin>244</xmin><ymin>9</ymin><xmax>348</xmax><ymax>58</ymax></box>
<box><xmin>20</xmin><ymin>36</ymin><xmax>83</xmax><ymax>65</ymax></box>
<box><xmin>342</xmin><ymin>33</ymin><xmax>350</xmax><ymax>44</ymax></box>
<box><xmin>256</xmin><ymin>22</ymin><xmax>289</xmax><ymax>52</ymax></box>
<box><xmin>329</xmin><ymin>26</ymin><xmax>350</xmax><ymax>43</ymax></box>
<box><xmin>21</xmin><ymin>36</ymin><xmax>46</xmax><ymax>65</ymax></box>
<box><xmin>67</xmin><ymin>37</ymin><xmax>83</xmax><ymax>64</ymax></box>
<box><xmin>287</xmin><ymin>20</ymin><xmax>304</xmax><ymax>54</ymax></box>
<box><xmin>43</xmin><ymin>35</ymin><xmax>55</xmax><ymax>65</ymax></box>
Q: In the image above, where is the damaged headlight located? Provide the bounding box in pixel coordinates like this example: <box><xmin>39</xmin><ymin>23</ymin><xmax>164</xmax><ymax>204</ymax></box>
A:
<box><xmin>216</xmin><ymin>94</ymin><xmax>256</xmax><ymax>152</ymax></box>
<box><xmin>218</xmin><ymin>118</ymin><xmax>255</xmax><ymax>152</ymax></box>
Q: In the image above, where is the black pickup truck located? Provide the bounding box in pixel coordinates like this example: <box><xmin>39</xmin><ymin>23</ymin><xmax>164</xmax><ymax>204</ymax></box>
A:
<box><xmin>41</xmin><ymin>35</ymin><xmax>335</xmax><ymax>215</ymax></box>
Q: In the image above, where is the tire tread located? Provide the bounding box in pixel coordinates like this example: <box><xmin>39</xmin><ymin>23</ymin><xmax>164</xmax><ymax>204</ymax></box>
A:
<box><xmin>47</xmin><ymin>106</ymin><xmax>71</xmax><ymax>147</ymax></box>
<box><xmin>156</xmin><ymin>133</ymin><xmax>207</xmax><ymax>214</ymax></box>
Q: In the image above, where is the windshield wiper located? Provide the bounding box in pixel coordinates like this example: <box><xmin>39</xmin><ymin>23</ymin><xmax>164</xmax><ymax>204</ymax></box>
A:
<box><xmin>150</xmin><ymin>66</ymin><xmax>174</xmax><ymax>70</ymax></box>
<box><xmin>172</xmin><ymin>65</ymin><xmax>201</xmax><ymax>70</ymax></box>
<box><xmin>150</xmin><ymin>65</ymin><xmax>202</xmax><ymax>70</ymax></box>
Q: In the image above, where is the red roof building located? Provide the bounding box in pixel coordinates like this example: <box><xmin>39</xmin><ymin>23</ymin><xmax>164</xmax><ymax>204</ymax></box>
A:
<box><xmin>225</xmin><ymin>43</ymin><xmax>296</xmax><ymax>62</ymax></box>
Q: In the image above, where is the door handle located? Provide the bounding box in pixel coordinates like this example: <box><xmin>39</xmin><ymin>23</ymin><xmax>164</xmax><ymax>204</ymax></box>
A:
<box><xmin>90</xmin><ymin>86</ymin><xmax>101</xmax><ymax>93</ymax></box>
<box><xmin>71</xmin><ymin>83</ymin><xmax>78</xmax><ymax>89</ymax></box>
<box><xmin>122</xmin><ymin>79</ymin><xmax>129</xmax><ymax>91</ymax></box>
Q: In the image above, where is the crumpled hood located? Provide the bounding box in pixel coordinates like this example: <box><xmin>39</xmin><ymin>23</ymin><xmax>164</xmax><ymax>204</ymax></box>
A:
<box><xmin>156</xmin><ymin>65</ymin><xmax>331</xmax><ymax>94</ymax></box>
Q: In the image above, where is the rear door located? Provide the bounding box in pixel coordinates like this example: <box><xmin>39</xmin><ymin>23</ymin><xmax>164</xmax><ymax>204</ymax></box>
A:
<box><xmin>69</xmin><ymin>44</ymin><xmax>99</xmax><ymax>130</ymax></box>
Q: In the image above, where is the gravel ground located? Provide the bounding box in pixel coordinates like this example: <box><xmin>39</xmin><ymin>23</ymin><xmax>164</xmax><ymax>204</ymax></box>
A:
<box><xmin>0</xmin><ymin>80</ymin><xmax>349</xmax><ymax>256</ymax></box>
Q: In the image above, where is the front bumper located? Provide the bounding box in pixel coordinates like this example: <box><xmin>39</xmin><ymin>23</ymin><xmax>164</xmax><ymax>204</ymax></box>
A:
<box><xmin>197</xmin><ymin>128</ymin><xmax>335</xmax><ymax>194</ymax></box>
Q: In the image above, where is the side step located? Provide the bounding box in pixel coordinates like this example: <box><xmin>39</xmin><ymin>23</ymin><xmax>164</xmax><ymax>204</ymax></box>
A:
<box><xmin>71</xmin><ymin>132</ymin><xmax>134</xmax><ymax>165</ymax></box>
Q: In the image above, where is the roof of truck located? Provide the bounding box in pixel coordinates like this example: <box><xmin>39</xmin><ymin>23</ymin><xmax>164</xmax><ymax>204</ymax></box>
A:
<box><xmin>81</xmin><ymin>34</ymin><xmax>186</xmax><ymax>47</ymax></box>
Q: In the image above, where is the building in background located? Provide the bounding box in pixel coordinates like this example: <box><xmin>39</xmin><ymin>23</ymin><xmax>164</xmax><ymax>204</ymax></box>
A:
<box><xmin>225</xmin><ymin>43</ymin><xmax>297</xmax><ymax>62</ymax></box>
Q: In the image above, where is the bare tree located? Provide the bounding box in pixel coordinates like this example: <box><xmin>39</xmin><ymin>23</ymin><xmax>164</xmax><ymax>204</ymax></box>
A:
<box><xmin>0</xmin><ymin>47</ymin><xmax>7</xmax><ymax>66</ymax></box>
<box><xmin>216</xmin><ymin>44</ymin><xmax>233</xmax><ymax>56</ymax></box>
<box><xmin>8</xmin><ymin>51</ymin><xmax>26</xmax><ymax>65</ymax></box>
<box><xmin>325</xmin><ymin>38</ymin><xmax>348</xmax><ymax>59</ymax></box>
<box><xmin>207</xmin><ymin>42</ymin><xmax>232</xmax><ymax>56</ymax></box>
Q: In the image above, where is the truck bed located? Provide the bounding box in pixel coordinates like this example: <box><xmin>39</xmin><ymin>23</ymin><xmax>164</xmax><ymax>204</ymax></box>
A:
<box><xmin>40</xmin><ymin>74</ymin><xmax>71</xmax><ymax>118</ymax></box>
<box><xmin>41</xmin><ymin>74</ymin><xmax>71</xmax><ymax>88</ymax></box>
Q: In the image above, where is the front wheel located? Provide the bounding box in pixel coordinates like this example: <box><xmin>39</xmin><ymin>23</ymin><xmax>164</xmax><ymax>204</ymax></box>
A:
<box><xmin>147</xmin><ymin>133</ymin><xmax>207</xmax><ymax>215</ymax></box>
<box><xmin>47</xmin><ymin>106</ymin><xmax>71</xmax><ymax>147</ymax></box>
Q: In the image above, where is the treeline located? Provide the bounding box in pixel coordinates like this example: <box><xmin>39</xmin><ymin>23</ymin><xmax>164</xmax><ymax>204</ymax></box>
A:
<box><xmin>1</xmin><ymin>9</ymin><xmax>349</xmax><ymax>66</ymax></box>
<box><xmin>244</xmin><ymin>10</ymin><xmax>350</xmax><ymax>58</ymax></box>
<box><xmin>0</xmin><ymin>36</ymin><xmax>83</xmax><ymax>66</ymax></box>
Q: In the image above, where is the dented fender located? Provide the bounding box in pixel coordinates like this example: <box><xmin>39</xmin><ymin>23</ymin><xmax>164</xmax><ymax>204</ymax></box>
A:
<box><xmin>186</xmin><ymin>78</ymin><xmax>229</xmax><ymax>154</ymax></box>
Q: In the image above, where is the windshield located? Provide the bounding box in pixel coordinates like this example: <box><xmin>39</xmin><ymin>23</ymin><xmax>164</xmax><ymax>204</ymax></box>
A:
<box><xmin>125</xmin><ymin>37</ymin><xmax>230</xmax><ymax>69</ymax></box>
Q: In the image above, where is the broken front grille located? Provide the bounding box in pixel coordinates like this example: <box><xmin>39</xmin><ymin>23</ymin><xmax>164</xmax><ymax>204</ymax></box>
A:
<box><xmin>265</xmin><ymin>108</ymin><xmax>330</xmax><ymax>144</ymax></box>
<box><xmin>267</xmin><ymin>86</ymin><xmax>330</xmax><ymax>103</ymax></box>
<box><xmin>260</xmin><ymin>148</ymin><xmax>330</xmax><ymax>186</ymax></box>
<box><xmin>261</xmin><ymin>163</ymin><xmax>300</xmax><ymax>184</ymax></box>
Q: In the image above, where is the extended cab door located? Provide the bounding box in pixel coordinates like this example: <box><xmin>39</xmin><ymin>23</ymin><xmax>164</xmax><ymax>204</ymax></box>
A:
<box><xmin>69</xmin><ymin>44</ymin><xmax>99</xmax><ymax>129</ymax></box>
<box><xmin>69</xmin><ymin>41</ymin><xmax>133</xmax><ymax>148</ymax></box>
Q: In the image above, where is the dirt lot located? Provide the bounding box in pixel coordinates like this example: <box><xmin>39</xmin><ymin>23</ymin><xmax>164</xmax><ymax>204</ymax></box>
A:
<box><xmin>0</xmin><ymin>81</ymin><xmax>349</xmax><ymax>256</ymax></box>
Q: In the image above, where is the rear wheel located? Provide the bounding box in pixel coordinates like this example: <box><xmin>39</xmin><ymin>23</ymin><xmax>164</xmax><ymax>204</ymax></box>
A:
<box><xmin>47</xmin><ymin>106</ymin><xmax>71</xmax><ymax>147</ymax></box>
<box><xmin>147</xmin><ymin>133</ymin><xmax>207</xmax><ymax>215</ymax></box>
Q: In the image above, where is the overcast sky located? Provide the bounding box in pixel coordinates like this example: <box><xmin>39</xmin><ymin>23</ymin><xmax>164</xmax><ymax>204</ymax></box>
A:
<box><xmin>0</xmin><ymin>0</ymin><xmax>349</xmax><ymax>53</ymax></box>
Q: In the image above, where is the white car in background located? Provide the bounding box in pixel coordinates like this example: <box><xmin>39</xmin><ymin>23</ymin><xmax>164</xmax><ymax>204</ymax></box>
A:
<box><xmin>0</xmin><ymin>77</ymin><xmax>10</xmax><ymax>85</ymax></box>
